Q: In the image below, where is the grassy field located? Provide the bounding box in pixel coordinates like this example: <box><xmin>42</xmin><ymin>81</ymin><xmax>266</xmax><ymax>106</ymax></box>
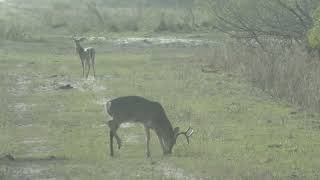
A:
<box><xmin>1</xmin><ymin>37</ymin><xmax>320</xmax><ymax>180</ymax></box>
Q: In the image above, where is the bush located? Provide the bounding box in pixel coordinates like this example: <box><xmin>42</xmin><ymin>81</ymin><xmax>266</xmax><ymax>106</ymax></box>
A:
<box><xmin>154</xmin><ymin>14</ymin><xmax>193</xmax><ymax>33</ymax></box>
<box><xmin>307</xmin><ymin>6</ymin><xmax>320</xmax><ymax>56</ymax></box>
<box><xmin>109</xmin><ymin>23</ymin><xmax>120</xmax><ymax>32</ymax></box>
<box><xmin>123</xmin><ymin>18</ymin><xmax>139</xmax><ymax>32</ymax></box>
<box><xmin>206</xmin><ymin>41</ymin><xmax>320</xmax><ymax>112</ymax></box>
<box><xmin>0</xmin><ymin>22</ymin><xmax>29</xmax><ymax>41</ymax></box>
<box><xmin>154</xmin><ymin>16</ymin><xmax>169</xmax><ymax>32</ymax></box>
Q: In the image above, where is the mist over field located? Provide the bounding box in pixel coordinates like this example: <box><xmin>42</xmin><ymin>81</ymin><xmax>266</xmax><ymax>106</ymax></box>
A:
<box><xmin>1</xmin><ymin>0</ymin><xmax>320</xmax><ymax>179</ymax></box>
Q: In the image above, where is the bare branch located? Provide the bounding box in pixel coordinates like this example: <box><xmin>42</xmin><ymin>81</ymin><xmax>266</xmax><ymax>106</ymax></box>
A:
<box><xmin>294</xmin><ymin>0</ymin><xmax>313</xmax><ymax>25</ymax></box>
<box><xmin>275</xmin><ymin>0</ymin><xmax>308</xmax><ymax>29</ymax></box>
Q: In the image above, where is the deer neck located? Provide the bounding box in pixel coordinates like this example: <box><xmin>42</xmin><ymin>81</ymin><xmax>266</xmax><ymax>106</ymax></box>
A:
<box><xmin>156</xmin><ymin>119</ymin><xmax>175</xmax><ymax>149</ymax></box>
<box><xmin>75</xmin><ymin>42</ymin><xmax>84</xmax><ymax>53</ymax></box>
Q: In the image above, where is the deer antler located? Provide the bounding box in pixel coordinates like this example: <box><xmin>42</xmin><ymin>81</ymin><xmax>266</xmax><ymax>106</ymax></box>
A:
<box><xmin>176</xmin><ymin>127</ymin><xmax>194</xmax><ymax>144</ymax></box>
<box><xmin>71</xmin><ymin>34</ymin><xmax>86</xmax><ymax>41</ymax></box>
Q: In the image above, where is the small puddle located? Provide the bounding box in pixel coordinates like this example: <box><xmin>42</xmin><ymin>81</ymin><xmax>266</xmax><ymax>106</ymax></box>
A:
<box><xmin>16</xmin><ymin>63</ymin><xmax>26</xmax><ymax>68</ymax></box>
<box><xmin>19</xmin><ymin>138</ymin><xmax>47</xmax><ymax>144</ymax></box>
<box><xmin>28</xmin><ymin>146</ymin><xmax>57</xmax><ymax>154</ymax></box>
<box><xmin>14</xmin><ymin>122</ymin><xmax>48</xmax><ymax>129</ymax></box>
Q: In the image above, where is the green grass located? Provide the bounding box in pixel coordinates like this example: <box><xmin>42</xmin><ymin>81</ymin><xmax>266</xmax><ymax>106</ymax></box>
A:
<box><xmin>1</xmin><ymin>39</ymin><xmax>320</xmax><ymax>179</ymax></box>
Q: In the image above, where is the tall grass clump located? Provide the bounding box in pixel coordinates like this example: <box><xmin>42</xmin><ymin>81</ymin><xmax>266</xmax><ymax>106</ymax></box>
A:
<box><xmin>0</xmin><ymin>22</ymin><xmax>29</xmax><ymax>41</ymax></box>
<box><xmin>154</xmin><ymin>12</ymin><xmax>194</xmax><ymax>33</ymax></box>
<box><xmin>206</xmin><ymin>41</ymin><xmax>320</xmax><ymax>112</ymax></box>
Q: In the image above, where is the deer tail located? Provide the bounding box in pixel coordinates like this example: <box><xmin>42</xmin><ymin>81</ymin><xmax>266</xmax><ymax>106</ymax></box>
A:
<box><xmin>105</xmin><ymin>100</ymin><xmax>112</xmax><ymax>116</ymax></box>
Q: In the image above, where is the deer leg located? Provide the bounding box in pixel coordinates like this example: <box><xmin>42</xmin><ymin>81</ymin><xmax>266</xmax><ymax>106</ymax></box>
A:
<box><xmin>109</xmin><ymin>122</ymin><xmax>122</xmax><ymax>149</ymax></box>
<box><xmin>145</xmin><ymin>127</ymin><xmax>151</xmax><ymax>157</ymax></box>
<box><xmin>86</xmin><ymin>60</ymin><xmax>91</xmax><ymax>79</ymax></box>
<box><xmin>157</xmin><ymin>135</ymin><xmax>166</xmax><ymax>154</ymax></box>
<box><xmin>114</xmin><ymin>132</ymin><xmax>121</xmax><ymax>149</ymax></box>
<box><xmin>108</xmin><ymin>120</ymin><xmax>117</xmax><ymax>156</ymax></box>
<box><xmin>108</xmin><ymin>120</ymin><xmax>122</xmax><ymax>151</ymax></box>
<box><xmin>109</xmin><ymin>130</ymin><xmax>114</xmax><ymax>156</ymax></box>
<box><xmin>91</xmin><ymin>53</ymin><xmax>96</xmax><ymax>78</ymax></box>
<box><xmin>81</xmin><ymin>59</ymin><xmax>85</xmax><ymax>77</ymax></box>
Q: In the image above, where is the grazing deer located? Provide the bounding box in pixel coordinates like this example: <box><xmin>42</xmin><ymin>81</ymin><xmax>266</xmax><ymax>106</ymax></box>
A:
<box><xmin>72</xmin><ymin>35</ymin><xmax>96</xmax><ymax>78</ymax></box>
<box><xmin>105</xmin><ymin>96</ymin><xmax>193</xmax><ymax>157</ymax></box>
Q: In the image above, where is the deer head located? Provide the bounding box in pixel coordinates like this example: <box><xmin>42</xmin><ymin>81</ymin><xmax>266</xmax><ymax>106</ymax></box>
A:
<box><xmin>160</xmin><ymin>126</ymin><xmax>194</xmax><ymax>154</ymax></box>
<box><xmin>72</xmin><ymin>35</ymin><xmax>86</xmax><ymax>43</ymax></box>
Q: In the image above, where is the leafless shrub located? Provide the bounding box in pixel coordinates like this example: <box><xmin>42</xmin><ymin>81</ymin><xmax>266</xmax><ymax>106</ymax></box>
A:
<box><xmin>0</xmin><ymin>22</ymin><xmax>30</xmax><ymax>41</ymax></box>
<box><xmin>205</xmin><ymin>0</ymin><xmax>320</xmax><ymax>55</ymax></box>
<box><xmin>208</xmin><ymin>41</ymin><xmax>320</xmax><ymax>112</ymax></box>
<box><xmin>154</xmin><ymin>12</ymin><xmax>194</xmax><ymax>33</ymax></box>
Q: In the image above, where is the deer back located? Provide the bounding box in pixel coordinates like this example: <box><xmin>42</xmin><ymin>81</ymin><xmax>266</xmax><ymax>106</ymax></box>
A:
<box><xmin>107</xmin><ymin>96</ymin><xmax>174</xmax><ymax>131</ymax></box>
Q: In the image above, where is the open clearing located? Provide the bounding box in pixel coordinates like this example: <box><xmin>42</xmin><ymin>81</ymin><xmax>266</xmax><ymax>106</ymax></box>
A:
<box><xmin>1</xmin><ymin>37</ymin><xmax>320</xmax><ymax>179</ymax></box>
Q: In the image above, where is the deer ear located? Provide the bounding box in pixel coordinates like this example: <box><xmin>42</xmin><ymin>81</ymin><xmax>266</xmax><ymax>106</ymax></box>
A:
<box><xmin>173</xmin><ymin>127</ymin><xmax>180</xmax><ymax>136</ymax></box>
<box><xmin>79</xmin><ymin>37</ymin><xmax>86</xmax><ymax>41</ymax></box>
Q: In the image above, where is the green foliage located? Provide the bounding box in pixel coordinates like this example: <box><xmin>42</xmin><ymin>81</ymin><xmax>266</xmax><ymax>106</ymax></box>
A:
<box><xmin>308</xmin><ymin>7</ymin><xmax>320</xmax><ymax>48</ymax></box>
<box><xmin>154</xmin><ymin>13</ymin><xmax>193</xmax><ymax>33</ymax></box>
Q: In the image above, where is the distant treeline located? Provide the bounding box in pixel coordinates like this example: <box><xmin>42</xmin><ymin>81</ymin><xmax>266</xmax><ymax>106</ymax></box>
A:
<box><xmin>95</xmin><ymin>0</ymin><xmax>194</xmax><ymax>7</ymax></box>
<box><xmin>12</xmin><ymin>0</ymin><xmax>194</xmax><ymax>8</ymax></box>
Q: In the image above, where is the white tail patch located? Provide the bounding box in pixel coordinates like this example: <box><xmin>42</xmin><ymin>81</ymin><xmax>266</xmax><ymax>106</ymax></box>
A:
<box><xmin>104</xmin><ymin>100</ymin><xmax>112</xmax><ymax>117</ymax></box>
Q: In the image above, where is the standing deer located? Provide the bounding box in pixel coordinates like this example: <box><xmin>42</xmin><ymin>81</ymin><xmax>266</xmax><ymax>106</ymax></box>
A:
<box><xmin>105</xmin><ymin>96</ymin><xmax>193</xmax><ymax>157</ymax></box>
<box><xmin>72</xmin><ymin>35</ymin><xmax>96</xmax><ymax>78</ymax></box>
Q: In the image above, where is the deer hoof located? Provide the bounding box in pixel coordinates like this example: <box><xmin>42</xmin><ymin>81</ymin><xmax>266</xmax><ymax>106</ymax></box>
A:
<box><xmin>117</xmin><ymin>141</ymin><xmax>122</xmax><ymax>149</ymax></box>
<box><xmin>146</xmin><ymin>152</ymin><xmax>150</xmax><ymax>158</ymax></box>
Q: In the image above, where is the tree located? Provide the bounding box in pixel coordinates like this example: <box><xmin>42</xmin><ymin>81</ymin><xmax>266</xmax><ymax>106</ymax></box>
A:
<box><xmin>204</xmin><ymin>0</ymin><xmax>320</xmax><ymax>50</ymax></box>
